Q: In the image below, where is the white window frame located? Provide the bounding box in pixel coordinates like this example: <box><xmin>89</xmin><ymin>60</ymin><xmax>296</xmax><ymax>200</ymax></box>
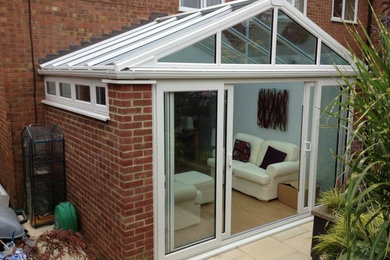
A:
<box><xmin>287</xmin><ymin>0</ymin><xmax>307</xmax><ymax>15</ymax></box>
<box><xmin>42</xmin><ymin>77</ymin><xmax>109</xmax><ymax>121</ymax></box>
<box><xmin>179</xmin><ymin>0</ymin><xmax>225</xmax><ymax>12</ymax></box>
<box><xmin>331</xmin><ymin>0</ymin><xmax>358</xmax><ymax>24</ymax></box>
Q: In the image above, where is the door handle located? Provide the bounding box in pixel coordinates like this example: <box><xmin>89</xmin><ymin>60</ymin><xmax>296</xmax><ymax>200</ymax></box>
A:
<box><xmin>305</xmin><ymin>141</ymin><xmax>311</xmax><ymax>152</ymax></box>
<box><xmin>227</xmin><ymin>152</ymin><xmax>233</xmax><ymax>169</ymax></box>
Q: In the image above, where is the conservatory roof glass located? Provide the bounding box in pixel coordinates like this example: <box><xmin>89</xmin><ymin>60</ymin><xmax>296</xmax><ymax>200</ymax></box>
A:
<box><xmin>40</xmin><ymin>0</ymin><xmax>354</xmax><ymax>78</ymax></box>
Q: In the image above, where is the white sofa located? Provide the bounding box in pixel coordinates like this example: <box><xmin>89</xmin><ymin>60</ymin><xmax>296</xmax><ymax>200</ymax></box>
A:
<box><xmin>207</xmin><ymin>133</ymin><xmax>299</xmax><ymax>201</ymax></box>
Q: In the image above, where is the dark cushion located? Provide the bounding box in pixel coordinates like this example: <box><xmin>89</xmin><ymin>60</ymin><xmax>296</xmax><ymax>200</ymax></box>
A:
<box><xmin>259</xmin><ymin>146</ymin><xmax>287</xmax><ymax>169</ymax></box>
<box><xmin>232</xmin><ymin>139</ymin><xmax>251</xmax><ymax>163</ymax></box>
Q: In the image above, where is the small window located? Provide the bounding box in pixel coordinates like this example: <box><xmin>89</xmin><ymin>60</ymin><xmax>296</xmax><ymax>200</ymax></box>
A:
<box><xmin>221</xmin><ymin>9</ymin><xmax>273</xmax><ymax>64</ymax></box>
<box><xmin>46</xmin><ymin>81</ymin><xmax>56</xmax><ymax>95</ymax></box>
<box><xmin>287</xmin><ymin>0</ymin><xmax>306</xmax><ymax>13</ymax></box>
<box><xmin>332</xmin><ymin>0</ymin><xmax>358</xmax><ymax>23</ymax></box>
<box><xmin>179</xmin><ymin>0</ymin><xmax>224</xmax><ymax>11</ymax></box>
<box><xmin>320</xmin><ymin>43</ymin><xmax>349</xmax><ymax>65</ymax></box>
<box><xmin>96</xmin><ymin>86</ymin><xmax>106</xmax><ymax>105</ymax></box>
<box><xmin>59</xmin><ymin>83</ymin><xmax>71</xmax><ymax>98</ymax></box>
<box><xmin>75</xmin><ymin>84</ymin><xmax>91</xmax><ymax>102</ymax></box>
<box><xmin>276</xmin><ymin>10</ymin><xmax>317</xmax><ymax>64</ymax></box>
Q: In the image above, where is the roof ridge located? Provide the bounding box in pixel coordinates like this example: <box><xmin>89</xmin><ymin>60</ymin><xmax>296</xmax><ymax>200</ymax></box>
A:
<box><xmin>38</xmin><ymin>12</ymin><xmax>167</xmax><ymax>64</ymax></box>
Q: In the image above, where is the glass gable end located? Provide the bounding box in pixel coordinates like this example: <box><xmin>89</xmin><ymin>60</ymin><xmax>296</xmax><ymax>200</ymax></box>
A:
<box><xmin>276</xmin><ymin>10</ymin><xmax>316</xmax><ymax>64</ymax></box>
<box><xmin>221</xmin><ymin>9</ymin><xmax>273</xmax><ymax>64</ymax></box>
<box><xmin>320</xmin><ymin>43</ymin><xmax>349</xmax><ymax>65</ymax></box>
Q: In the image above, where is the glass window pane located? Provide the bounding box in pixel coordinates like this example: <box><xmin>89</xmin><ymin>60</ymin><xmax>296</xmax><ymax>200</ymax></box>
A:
<box><xmin>164</xmin><ymin>91</ymin><xmax>217</xmax><ymax>252</ymax></box>
<box><xmin>345</xmin><ymin>0</ymin><xmax>355</xmax><ymax>21</ymax></box>
<box><xmin>159</xmin><ymin>35</ymin><xmax>216</xmax><ymax>63</ymax></box>
<box><xmin>221</xmin><ymin>9</ymin><xmax>273</xmax><ymax>64</ymax></box>
<box><xmin>181</xmin><ymin>0</ymin><xmax>200</xmax><ymax>8</ymax></box>
<box><xmin>206</xmin><ymin>0</ymin><xmax>221</xmax><ymax>7</ymax></box>
<box><xmin>317</xmin><ymin>86</ymin><xmax>344</xmax><ymax>199</ymax></box>
<box><xmin>333</xmin><ymin>0</ymin><xmax>342</xmax><ymax>18</ymax></box>
<box><xmin>295</xmin><ymin>0</ymin><xmax>305</xmax><ymax>13</ymax></box>
<box><xmin>46</xmin><ymin>81</ymin><xmax>56</xmax><ymax>95</ymax></box>
<box><xmin>320</xmin><ymin>43</ymin><xmax>349</xmax><ymax>65</ymax></box>
<box><xmin>96</xmin><ymin>86</ymin><xmax>106</xmax><ymax>105</ymax></box>
<box><xmin>276</xmin><ymin>10</ymin><xmax>317</xmax><ymax>64</ymax></box>
<box><xmin>75</xmin><ymin>84</ymin><xmax>90</xmax><ymax>102</ymax></box>
<box><xmin>59</xmin><ymin>83</ymin><xmax>71</xmax><ymax>98</ymax></box>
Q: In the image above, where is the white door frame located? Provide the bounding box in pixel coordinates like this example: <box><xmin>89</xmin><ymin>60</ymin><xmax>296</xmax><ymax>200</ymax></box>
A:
<box><xmin>153</xmin><ymin>78</ymin><xmax>346</xmax><ymax>259</ymax></box>
<box><xmin>154</xmin><ymin>80</ymin><xmax>227</xmax><ymax>260</ymax></box>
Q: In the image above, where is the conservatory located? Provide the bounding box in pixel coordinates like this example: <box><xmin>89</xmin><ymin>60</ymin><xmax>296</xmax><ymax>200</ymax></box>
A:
<box><xmin>39</xmin><ymin>0</ymin><xmax>354</xmax><ymax>259</ymax></box>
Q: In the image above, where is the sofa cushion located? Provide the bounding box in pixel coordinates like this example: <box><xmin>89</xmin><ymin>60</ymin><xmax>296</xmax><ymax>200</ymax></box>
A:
<box><xmin>233</xmin><ymin>139</ymin><xmax>251</xmax><ymax>162</ymax></box>
<box><xmin>259</xmin><ymin>146</ymin><xmax>287</xmax><ymax>169</ymax></box>
<box><xmin>233</xmin><ymin>164</ymin><xmax>271</xmax><ymax>185</ymax></box>
<box><xmin>234</xmin><ymin>133</ymin><xmax>264</xmax><ymax>164</ymax></box>
<box><xmin>256</xmin><ymin>140</ymin><xmax>299</xmax><ymax>165</ymax></box>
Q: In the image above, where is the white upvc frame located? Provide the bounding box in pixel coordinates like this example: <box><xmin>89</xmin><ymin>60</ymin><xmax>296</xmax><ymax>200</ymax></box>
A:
<box><xmin>155</xmin><ymin>80</ymin><xmax>226</xmax><ymax>260</ymax></box>
<box><xmin>154</xmin><ymin>77</ymin><xmax>344</xmax><ymax>260</ymax></box>
<box><xmin>331</xmin><ymin>0</ymin><xmax>359</xmax><ymax>24</ymax></box>
<box><xmin>42</xmin><ymin>77</ymin><xmax>109</xmax><ymax>121</ymax></box>
<box><xmin>297</xmin><ymin>82</ymin><xmax>315</xmax><ymax>213</ymax></box>
<box><xmin>179</xmin><ymin>0</ymin><xmax>226</xmax><ymax>12</ymax></box>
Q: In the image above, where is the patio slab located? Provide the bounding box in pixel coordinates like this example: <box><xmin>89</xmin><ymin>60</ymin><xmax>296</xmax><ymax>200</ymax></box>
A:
<box><xmin>207</xmin><ymin>221</ymin><xmax>313</xmax><ymax>260</ymax></box>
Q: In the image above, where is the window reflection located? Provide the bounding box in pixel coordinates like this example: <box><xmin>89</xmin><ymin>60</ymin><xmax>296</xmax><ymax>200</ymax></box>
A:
<box><xmin>276</xmin><ymin>10</ymin><xmax>316</xmax><ymax>64</ymax></box>
<box><xmin>221</xmin><ymin>9</ymin><xmax>273</xmax><ymax>64</ymax></box>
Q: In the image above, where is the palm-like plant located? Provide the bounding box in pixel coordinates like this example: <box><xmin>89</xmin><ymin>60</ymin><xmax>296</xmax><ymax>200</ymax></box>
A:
<box><xmin>314</xmin><ymin>4</ymin><xmax>390</xmax><ymax>260</ymax></box>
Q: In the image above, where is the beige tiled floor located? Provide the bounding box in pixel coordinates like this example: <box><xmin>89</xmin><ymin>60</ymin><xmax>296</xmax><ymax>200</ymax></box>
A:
<box><xmin>23</xmin><ymin>220</ymin><xmax>314</xmax><ymax>260</ymax></box>
<box><xmin>207</xmin><ymin>221</ymin><xmax>313</xmax><ymax>260</ymax></box>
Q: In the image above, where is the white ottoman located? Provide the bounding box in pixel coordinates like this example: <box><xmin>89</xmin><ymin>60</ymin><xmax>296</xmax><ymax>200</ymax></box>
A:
<box><xmin>175</xmin><ymin>171</ymin><xmax>215</xmax><ymax>204</ymax></box>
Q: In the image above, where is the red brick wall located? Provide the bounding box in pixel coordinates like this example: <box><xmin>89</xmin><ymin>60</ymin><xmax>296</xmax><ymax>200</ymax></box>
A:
<box><xmin>0</xmin><ymin>0</ymin><xmax>177</xmax><ymax>207</ymax></box>
<box><xmin>45</xmin><ymin>84</ymin><xmax>154</xmax><ymax>259</ymax></box>
<box><xmin>307</xmin><ymin>0</ymin><xmax>370</xmax><ymax>55</ymax></box>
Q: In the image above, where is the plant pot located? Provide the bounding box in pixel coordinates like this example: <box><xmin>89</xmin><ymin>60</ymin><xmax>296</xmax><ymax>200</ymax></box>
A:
<box><xmin>311</xmin><ymin>205</ymin><xmax>335</xmax><ymax>260</ymax></box>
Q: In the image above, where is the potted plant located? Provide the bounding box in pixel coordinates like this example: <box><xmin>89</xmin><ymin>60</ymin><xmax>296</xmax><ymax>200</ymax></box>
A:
<box><xmin>313</xmin><ymin>4</ymin><xmax>390</xmax><ymax>260</ymax></box>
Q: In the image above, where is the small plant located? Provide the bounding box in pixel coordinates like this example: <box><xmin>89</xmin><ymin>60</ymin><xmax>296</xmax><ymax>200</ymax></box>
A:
<box><xmin>318</xmin><ymin>188</ymin><xmax>344</xmax><ymax>215</ymax></box>
<box><xmin>11</xmin><ymin>229</ymin><xmax>98</xmax><ymax>260</ymax></box>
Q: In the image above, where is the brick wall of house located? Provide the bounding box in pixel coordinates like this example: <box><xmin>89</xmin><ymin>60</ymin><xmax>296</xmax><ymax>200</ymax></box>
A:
<box><xmin>307</xmin><ymin>0</ymin><xmax>369</xmax><ymax>55</ymax></box>
<box><xmin>45</xmin><ymin>83</ymin><xmax>154</xmax><ymax>259</ymax></box>
<box><xmin>0</xmin><ymin>0</ymin><xmax>177</xmax><ymax>207</ymax></box>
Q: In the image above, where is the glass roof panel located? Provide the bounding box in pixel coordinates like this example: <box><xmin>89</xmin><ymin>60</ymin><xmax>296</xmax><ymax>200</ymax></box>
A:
<box><xmin>320</xmin><ymin>43</ymin><xmax>349</xmax><ymax>65</ymax></box>
<box><xmin>97</xmin><ymin>6</ymin><xmax>232</xmax><ymax>66</ymax></box>
<box><xmin>221</xmin><ymin>8</ymin><xmax>273</xmax><ymax>64</ymax></box>
<box><xmin>276</xmin><ymin>10</ymin><xmax>317</xmax><ymax>64</ymax></box>
<box><xmin>158</xmin><ymin>35</ymin><xmax>216</xmax><ymax>63</ymax></box>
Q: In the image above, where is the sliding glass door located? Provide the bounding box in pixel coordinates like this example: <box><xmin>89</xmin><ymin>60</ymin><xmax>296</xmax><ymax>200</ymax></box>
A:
<box><xmin>156</xmin><ymin>81</ymin><xmax>228</xmax><ymax>259</ymax></box>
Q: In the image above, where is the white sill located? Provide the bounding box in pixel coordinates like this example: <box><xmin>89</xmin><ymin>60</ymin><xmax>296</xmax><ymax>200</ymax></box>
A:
<box><xmin>42</xmin><ymin>100</ymin><xmax>110</xmax><ymax>121</ymax></box>
<box><xmin>331</xmin><ymin>17</ymin><xmax>357</xmax><ymax>25</ymax></box>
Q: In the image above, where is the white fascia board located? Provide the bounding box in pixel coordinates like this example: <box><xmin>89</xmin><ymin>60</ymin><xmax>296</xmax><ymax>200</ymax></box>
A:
<box><xmin>102</xmin><ymin>79</ymin><xmax>157</xmax><ymax>85</ymax></box>
<box><xmin>38</xmin><ymin>69</ymin><xmax>117</xmax><ymax>79</ymax></box>
<box><xmin>39</xmin><ymin>64</ymin><xmax>355</xmax><ymax>80</ymax></box>
<box><xmin>114</xmin><ymin>0</ymin><xmax>273</xmax><ymax>71</ymax></box>
<box><xmin>278</xmin><ymin>5</ymin><xmax>354</xmax><ymax>65</ymax></box>
<box><xmin>40</xmin><ymin>21</ymin><xmax>158</xmax><ymax>68</ymax></box>
<box><xmin>65</xmin><ymin>17</ymin><xmax>181</xmax><ymax>68</ymax></box>
<box><xmin>110</xmin><ymin>65</ymin><xmax>356</xmax><ymax>79</ymax></box>
<box><xmin>89</xmin><ymin>11</ymin><xmax>207</xmax><ymax>67</ymax></box>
